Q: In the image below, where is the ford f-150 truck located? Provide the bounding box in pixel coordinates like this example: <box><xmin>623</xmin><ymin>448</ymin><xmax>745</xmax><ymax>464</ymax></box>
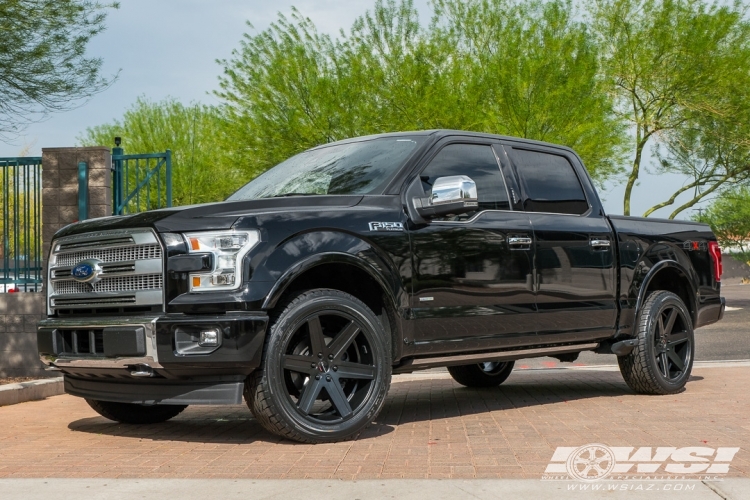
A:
<box><xmin>37</xmin><ymin>130</ymin><xmax>725</xmax><ymax>443</ymax></box>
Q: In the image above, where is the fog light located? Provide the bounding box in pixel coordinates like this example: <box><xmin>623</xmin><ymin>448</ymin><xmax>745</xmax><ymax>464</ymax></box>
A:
<box><xmin>199</xmin><ymin>329</ymin><xmax>220</xmax><ymax>346</ymax></box>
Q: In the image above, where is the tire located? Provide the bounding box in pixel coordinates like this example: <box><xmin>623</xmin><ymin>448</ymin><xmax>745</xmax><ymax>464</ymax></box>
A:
<box><xmin>245</xmin><ymin>289</ymin><xmax>392</xmax><ymax>443</ymax></box>
<box><xmin>618</xmin><ymin>290</ymin><xmax>695</xmax><ymax>395</ymax></box>
<box><xmin>448</xmin><ymin>361</ymin><xmax>515</xmax><ymax>387</ymax></box>
<box><xmin>86</xmin><ymin>399</ymin><xmax>186</xmax><ymax>424</ymax></box>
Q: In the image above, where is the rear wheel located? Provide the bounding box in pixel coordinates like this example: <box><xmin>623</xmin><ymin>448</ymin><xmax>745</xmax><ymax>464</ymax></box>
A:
<box><xmin>448</xmin><ymin>361</ymin><xmax>515</xmax><ymax>387</ymax></box>
<box><xmin>86</xmin><ymin>399</ymin><xmax>186</xmax><ymax>424</ymax></box>
<box><xmin>246</xmin><ymin>289</ymin><xmax>391</xmax><ymax>443</ymax></box>
<box><xmin>618</xmin><ymin>290</ymin><xmax>694</xmax><ymax>395</ymax></box>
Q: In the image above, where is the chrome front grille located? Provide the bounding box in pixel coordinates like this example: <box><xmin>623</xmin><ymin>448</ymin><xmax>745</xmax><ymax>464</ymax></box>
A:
<box><xmin>56</xmin><ymin>244</ymin><xmax>162</xmax><ymax>267</ymax></box>
<box><xmin>49</xmin><ymin>228</ymin><xmax>164</xmax><ymax>314</ymax></box>
<box><xmin>53</xmin><ymin>274</ymin><xmax>163</xmax><ymax>295</ymax></box>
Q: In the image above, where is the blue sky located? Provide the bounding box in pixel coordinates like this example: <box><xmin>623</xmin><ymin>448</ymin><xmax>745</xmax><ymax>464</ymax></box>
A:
<box><xmin>0</xmin><ymin>0</ymin><xmax>701</xmax><ymax>219</ymax></box>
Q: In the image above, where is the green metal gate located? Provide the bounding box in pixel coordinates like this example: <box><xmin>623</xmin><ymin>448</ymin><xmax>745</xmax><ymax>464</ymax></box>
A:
<box><xmin>0</xmin><ymin>157</ymin><xmax>43</xmax><ymax>292</ymax></box>
<box><xmin>112</xmin><ymin>147</ymin><xmax>172</xmax><ymax>215</ymax></box>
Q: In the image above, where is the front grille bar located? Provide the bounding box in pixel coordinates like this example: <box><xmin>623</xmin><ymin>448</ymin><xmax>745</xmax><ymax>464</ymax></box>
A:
<box><xmin>57</xmin><ymin>237</ymin><xmax>135</xmax><ymax>251</ymax></box>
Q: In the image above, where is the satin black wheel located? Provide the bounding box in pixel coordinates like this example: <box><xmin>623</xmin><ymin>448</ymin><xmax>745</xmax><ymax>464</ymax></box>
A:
<box><xmin>246</xmin><ymin>289</ymin><xmax>391</xmax><ymax>443</ymax></box>
<box><xmin>86</xmin><ymin>399</ymin><xmax>186</xmax><ymax>424</ymax></box>
<box><xmin>618</xmin><ymin>290</ymin><xmax>694</xmax><ymax>395</ymax></box>
<box><xmin>448</xmin><ymin>360</ymin><xmax>514</xmax><ymax>387</ymax></box>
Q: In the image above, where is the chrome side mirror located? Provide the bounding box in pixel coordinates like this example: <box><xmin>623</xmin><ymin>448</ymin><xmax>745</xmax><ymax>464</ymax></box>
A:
<box><xmin>416</xmin><ymin>175</ymin><xmax>478</xmax><ymax>218</ymax></box>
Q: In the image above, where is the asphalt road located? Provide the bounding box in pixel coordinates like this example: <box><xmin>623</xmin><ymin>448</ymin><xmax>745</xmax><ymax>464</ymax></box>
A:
<box><xmin>515</xmin><ymin>282</ymin><xmax>750</xmax><ymax>369</ymax></box>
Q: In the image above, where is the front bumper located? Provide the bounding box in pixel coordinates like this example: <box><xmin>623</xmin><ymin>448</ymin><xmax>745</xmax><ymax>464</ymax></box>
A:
<box><xmin>37</xmin><ymin>312</ymin><xmax>269</xmax><ymax>379</ymax></box>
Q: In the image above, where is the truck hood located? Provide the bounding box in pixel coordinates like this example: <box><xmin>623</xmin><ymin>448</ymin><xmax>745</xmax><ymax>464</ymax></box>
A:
<box><xmin>55</xmin><ymin>195</ymin><xmax>365</xmax><ymax>238</ymax></box>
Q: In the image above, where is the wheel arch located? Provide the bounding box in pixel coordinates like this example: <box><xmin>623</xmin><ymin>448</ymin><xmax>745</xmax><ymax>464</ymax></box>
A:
<box><xmin>261</xmin><ymin>252</ymin><xmax>402</xmax><ymax>360</ymax></box>
<box><xmin>634</xmin><ymin>260</ymin><xmax>698</xmax><ymax>326</ymax></box>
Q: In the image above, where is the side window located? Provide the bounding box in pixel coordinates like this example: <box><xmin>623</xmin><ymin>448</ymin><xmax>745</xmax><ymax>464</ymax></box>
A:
<box><xmin>510</xmin><ymin>149</ymin><xmax>589</xmax><ymax>215</ymax></box>
<box><xmin>420</xmin><ymin>144</ymin><xmax>510</xmax><ymax>213</ymax></box>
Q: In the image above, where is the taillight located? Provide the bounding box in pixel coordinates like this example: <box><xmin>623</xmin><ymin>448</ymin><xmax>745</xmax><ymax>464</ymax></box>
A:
<box><xmin>708</xmin><ymin>241</ymin><xmax>723</xmax><ymax>282</ymax></box>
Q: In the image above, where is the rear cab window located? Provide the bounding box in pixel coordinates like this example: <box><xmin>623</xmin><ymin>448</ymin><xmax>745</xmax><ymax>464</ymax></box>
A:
<box><xmin>506</xmin><ymin>148</ymin><xmax>589</xmax><ymax>215</ymax></box>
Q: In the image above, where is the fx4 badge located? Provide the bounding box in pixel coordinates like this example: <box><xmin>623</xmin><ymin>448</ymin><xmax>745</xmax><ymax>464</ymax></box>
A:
<box><xmin>368</xmin><ymin>222</ymin><xmax>404</xmax><ymax>232</ymax></box>
<box><xmin>683</xmin><ymin>240</ymin><xmax>707</xmax><ymax>252</ymax></box>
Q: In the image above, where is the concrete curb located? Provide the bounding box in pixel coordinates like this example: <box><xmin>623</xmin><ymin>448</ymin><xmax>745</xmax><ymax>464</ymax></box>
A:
<box><xmin>0</xmin><ymin>377</ymin><xmax>63</xmax><ymax>407</ymax></box>
<box><xmin>1</xmin><ymin>478</ymin><xmax>748</xmax><ymax>500</ymax></box>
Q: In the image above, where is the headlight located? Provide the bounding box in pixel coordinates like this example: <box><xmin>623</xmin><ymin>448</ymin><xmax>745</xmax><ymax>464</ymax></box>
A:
<box><xmin>183</xmin><ymin>230</ymin><xmax>260</xmax><ymax>291</ymax></box>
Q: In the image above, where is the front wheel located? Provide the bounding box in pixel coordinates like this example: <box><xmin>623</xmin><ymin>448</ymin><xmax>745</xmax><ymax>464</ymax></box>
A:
<box><xmin>245</xmin><ymin>289</ymin><xmax>392</xmax><ymax>443</ymax></box>
<box><xmin>448</xmin><ymin>361</ymin><xmax>515</xmax><ymax>387</ymax></box>
<box><xmin>618</xmin><ymin>291</ymin><xmax>694</xmax><ymax>395</ymax></box>
<box><xmin>86</xmin><ymin>399</ymin><xmax>187</xmax><ymax>424</ymax></box>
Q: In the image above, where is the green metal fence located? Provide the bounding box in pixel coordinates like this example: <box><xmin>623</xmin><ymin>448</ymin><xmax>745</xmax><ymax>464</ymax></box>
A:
<box><xmin>0</xmin><ymin>157</ymin><xmax>43</xmax><ymax>292</ymax></box>
<box><xmin>112</xmin><ymin>148</ymin><xmax>172</xmax><ymax>215</ymax></box>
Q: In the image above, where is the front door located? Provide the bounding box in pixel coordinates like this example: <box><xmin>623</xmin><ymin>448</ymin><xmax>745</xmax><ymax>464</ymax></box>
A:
<box><xmin>409</xmin><ymin>141</ymin><xmax>536</xmax><ymax>355</ymax></box>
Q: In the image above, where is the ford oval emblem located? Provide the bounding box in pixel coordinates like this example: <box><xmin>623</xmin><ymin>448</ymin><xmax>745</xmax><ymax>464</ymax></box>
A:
<box><xmin>71</xmin><ymin>259</ymin><xmax>103</xmax><ymax>283</ymax></box>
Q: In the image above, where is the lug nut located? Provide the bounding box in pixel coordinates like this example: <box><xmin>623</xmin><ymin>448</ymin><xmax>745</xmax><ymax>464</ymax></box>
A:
<box><xmin>326</xmin><ymin>375</ymin><xmax>332</xmax><ymax>382</ymax></box>
<box><xmin>328</xmin><ymin>354</ymin><xmax>333</xmax><ymax>360</ymax></box>
<box><xmin>332</xmin><ymin>366</ymin><xmax>338</xmax><ymax>371</ymax></box>
<box><xmin>318</xmin><ymin>353</ymin><xmax>323</xmax><ymax>358</ymax></box>
<box><xmin>311</xmin><ymin>363</ymin><xmax>316</xmax><ymax>368</ymax></box>
<box><xmin>315</xmin><ymin>375</ymin><xmax>321</xmax><ymax>380</ymax></box>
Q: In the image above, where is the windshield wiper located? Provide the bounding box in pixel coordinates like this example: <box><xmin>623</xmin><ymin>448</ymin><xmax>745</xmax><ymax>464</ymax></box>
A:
<box><xmin>268</xmin><ymin>192</ymin><xmax>321</xmax><ymax>198</ymax></box>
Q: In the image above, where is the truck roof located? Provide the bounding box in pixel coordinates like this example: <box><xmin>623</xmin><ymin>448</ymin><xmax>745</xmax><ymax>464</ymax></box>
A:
<box><xmin>309</xmin><ymin>129</ymin><xmax>576</xmax><ymax>155</ymax></box>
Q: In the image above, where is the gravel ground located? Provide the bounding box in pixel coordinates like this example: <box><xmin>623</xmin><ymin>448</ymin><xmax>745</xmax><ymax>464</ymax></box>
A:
<box><xmin>0</xmin><ymin>377</ymin><xmax>39</xmax><ymax>386</ymax></box>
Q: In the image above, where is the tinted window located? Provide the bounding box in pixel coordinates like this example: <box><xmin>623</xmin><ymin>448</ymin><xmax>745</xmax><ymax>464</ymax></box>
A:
<box><xmin>228</xmin><ymin>137</ymin><xmax>424</xmax><ymax>200</ymax></box>
<box><xmin>420</xmin><ymin>144</ymin><xmax>510</xmax><ymax>212</ymax></box>
<box><xmin>510</xmin><ymin>149</ymin><xmax>588</xmax><ymax>215</ymax></box>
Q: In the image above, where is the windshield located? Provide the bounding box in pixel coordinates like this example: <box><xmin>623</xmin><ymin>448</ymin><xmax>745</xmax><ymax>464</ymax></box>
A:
<box><xmin>227</xmin><ymin>136</ymin><xmax>424</xmax><ymax>200</ymax></box>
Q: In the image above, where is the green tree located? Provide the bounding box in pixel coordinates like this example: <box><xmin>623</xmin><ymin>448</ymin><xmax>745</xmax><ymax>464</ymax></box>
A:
<box><xmin>644</xmin><ymin>90</ymin><xmax>750</xmax><ymax>218</ymax></box>
<box><xmin>696</xmin><ymin>187</ymin><xmax>750</xmax><ymax>261</ymax></box>
<box><xmin>0</xmin><ymin>0</ymin><xmax>119</xmax><ymax>140</ymax></box>
<box><xmin>216</xmin><ymin>0</ymin><xmax>626</xmax><ymax>185</ymax></box>
<box><xmin>79</xmin><ymin>97</ymin><xmax>242</xmax><ymax>206</ymax></box>
<box><xmin>589</xmin><ymin>0</ymin><xmax>750</xmax><ymax>216</ymax></box>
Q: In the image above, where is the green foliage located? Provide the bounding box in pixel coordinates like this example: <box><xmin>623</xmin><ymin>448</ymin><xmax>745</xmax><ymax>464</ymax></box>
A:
<box><xmin>0</xmin><ymin>162</ymin><xmax>42</xmax><ymax>268</ymax></box>
<box><xmin>589</xmin><ymin>0</ymin><xmax>750</xmax><ymax>216</ymax></box>
<box><xmin>216</xmin><ymin>0</ymin><xmax>626</xmax><ymax>186</ymax></box>
<box><xmin>0</xmin><ymin>0</ymin><xmax>119</xmax><ymax>140</ymax></box>
<box><xmin>79</xmin><ymin>98</ymin><xmax>242</xmax><ymax>206</ymax></box>
<box><xmin>648</xmin><ymin>88</ymin><xmax>750</xmax><ymax>218</ymax></box>
<box><xmin>696</xmin><ymin>187</ymin><xmax>750</xmax><ymax>255</ymax></box>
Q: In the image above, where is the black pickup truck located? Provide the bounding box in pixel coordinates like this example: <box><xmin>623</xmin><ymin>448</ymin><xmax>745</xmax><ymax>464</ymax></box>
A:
<box><xmin>38</xmin><ymin>130</ymin><xmax>725</xmax><ymax>443</ymax></box>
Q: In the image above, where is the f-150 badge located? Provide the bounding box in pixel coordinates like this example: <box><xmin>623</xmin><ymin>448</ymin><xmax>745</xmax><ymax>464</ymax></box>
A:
<box><xmin>368</xmin><ymin>222</ymin><xmax>404</xmax><ymax>232</ymax></box>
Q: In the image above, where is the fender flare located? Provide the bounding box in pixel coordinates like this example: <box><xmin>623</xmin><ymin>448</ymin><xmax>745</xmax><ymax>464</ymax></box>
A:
<box><xmin>261</xmin><ymin>251</ymin><xmax>399</xmax><ymax>312</ymax></box>
<box><xmin>633</xmin><ymin>259</ymin><xmax>697</xmax><ymax>324</ymax></box>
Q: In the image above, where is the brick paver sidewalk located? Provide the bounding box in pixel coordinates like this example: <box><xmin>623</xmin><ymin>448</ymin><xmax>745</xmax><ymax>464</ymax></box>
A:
<box><xmin>0</xmin><ymin>367</ymin><xmax>748</xmax><ymax>479</ymax></box>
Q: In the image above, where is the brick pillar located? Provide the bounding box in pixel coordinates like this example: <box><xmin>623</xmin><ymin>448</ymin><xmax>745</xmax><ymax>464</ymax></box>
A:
<box><xmin>0</xmin><ymin>148</ymin><xmax>111</xmax><ymax>378</ymax></box>
<box><xmin>41</xmin><ymin>147</ymin><xmax>111</xmax><ymax>266</ymax></box>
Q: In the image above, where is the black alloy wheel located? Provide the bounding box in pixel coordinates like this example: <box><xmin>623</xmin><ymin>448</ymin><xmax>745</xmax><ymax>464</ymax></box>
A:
<box><xmin>618</xmin><ymin>290</ymin><xmax>695</xmax><ymax>395</ymax></box>
<box><xmin>448</xmin><ymin>360</ymin><xmax>515</xmax><ymax>387</ymax></box>
<box><xmin>246</xmin><ymin>289</ymin><xmax>391</xmax><ymax>443</ymax></box>
<box><xmin>652</xmin><ymin>302</ymin><xmax>692</xmax><ymax>381</ymax></box>
<box><xmin>282</xmin><ymin>310</ymin><xmax>376</xmax><ymax>423</ymax></box>
<box><xmin>86</xmin><ymin>399</ymin><xmax>187</xmax><ymax>424</ymax></box>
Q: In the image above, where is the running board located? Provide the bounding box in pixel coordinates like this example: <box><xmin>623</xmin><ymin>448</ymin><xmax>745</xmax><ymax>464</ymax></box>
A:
<box><xmin>393</xmin><ymin>343</ymin><xmax>599</xmax><ymax>374</ymax></box>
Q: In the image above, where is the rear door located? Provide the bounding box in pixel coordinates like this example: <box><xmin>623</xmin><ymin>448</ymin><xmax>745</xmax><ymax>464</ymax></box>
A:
<box><xmin>503</xmin><ymin>144</ymin><xmax>617</xmax><ymax>344</ymax></box>
<box><xmin>409</xmin><ymin>140</ymin><xmax>536</xmax><ymax>355</ymax></box>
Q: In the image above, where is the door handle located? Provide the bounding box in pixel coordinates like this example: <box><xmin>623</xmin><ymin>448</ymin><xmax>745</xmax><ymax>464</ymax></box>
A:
<box><xmin>508</xmin><ymin>236</ymin><xmax>532</xmax><ymax>247</ymax></box>
<box><xmin>590</xmin><ymin>239</ymin><xmax>611</xmax><ymax>248</ymax></box>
